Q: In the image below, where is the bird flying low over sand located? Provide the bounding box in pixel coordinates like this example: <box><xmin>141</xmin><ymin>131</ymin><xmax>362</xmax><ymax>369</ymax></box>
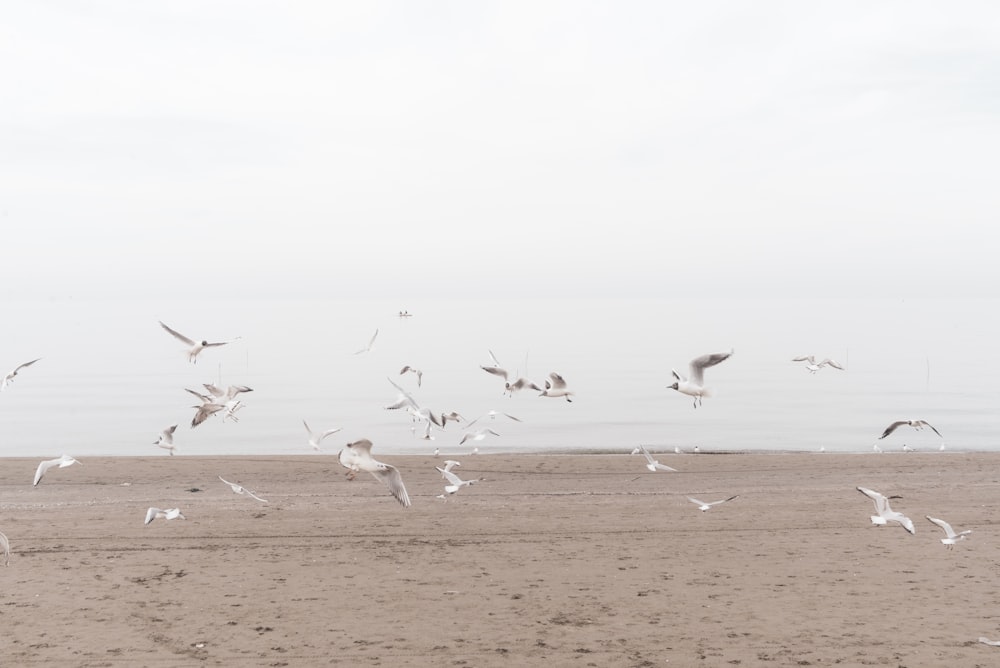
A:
<box><xmin>688</xmin><ymin>495</ymin><xmax>739</xmax><ymax>511</ymax></box>
<box><xmin>467</xmin><ymin>410</ymin><xmax>521</xmax><ymax>428</ymax></box>
<box><xmin>154</xmin><ymin>424</ymin><xmax>178</xmax><ymax>455</ymax></box>
<box><xmin>636</xmin><ymin>445</ymin><xmax>677</xmax><ymax>472</ymax></box>
<box><xmin>925</xmin><ymin>515</ymin><xmax>971</xmax><ymax>548</ymax></box>
<box><xmin>303</xmin><ymin>420</ymin><xmax>342</xmax><ymax>451</ymax></box>
<box><xmin>337</xmin><ymin>439</ymin><xmax>411</xmax><ymax>507</ymax></box>
<box><xmin>667</xmin><ymin>349</ymin><xmax>734</xmax><ymax>408</ymax></box>
<box><xmin>878</xmin><ymin>420</ymin><xmax>942</xmax><ymax>440</ymax></box>
<box><xmin>436</xmin><ymin>466</ymin><xmax>482</xmax><ymax>497</ymax></box>
<box><xmin>159</xmin><ymin>321</ymin><xmax>238</xmax><ymax>363</ymax></box>
<box><xmin>218</xmin><ymin>476</ymin><xmax>268</xmax><ymax>503</ymax></box>
<box><xmin>33</xmin><ymin>454</ymin><xmax>82</xmax><ymax>486</ymax></box>
<box><xmin>791</xmin><ymin>356</ymin><xmax>845</xmax><ymax>373</ymax></box>
<box><xmin>459</xmin><ymin>428</ymin><xmax>500</xmax><ymax>446</ymax></box>
<box><xmin>144</xmin><ymin>507</ymin><xmax>186</xmax><ymax>525</ymax></box>
<box><xmin>1</xmin><ymin>358</ymin><xmax>41</xmax><ymax>392</ymax></box>
<box><xmin>857</xmin><ymin>486</ymin><xmax>915</xmax><ymax>534</ymax></box>
<box><xmin>539</xmin><ymin>372</ymin><xmax>574</xmax><ymax>402</ymax></box>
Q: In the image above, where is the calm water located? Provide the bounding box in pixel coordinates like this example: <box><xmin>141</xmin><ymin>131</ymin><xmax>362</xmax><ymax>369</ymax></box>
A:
<box><xmin>0</xmin><ymin>296</ymin><xmax>996</xmax><ymax>457</ymax></box>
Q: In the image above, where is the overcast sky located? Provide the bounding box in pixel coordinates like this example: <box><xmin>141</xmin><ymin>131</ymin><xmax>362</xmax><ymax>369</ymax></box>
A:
<box><xmin>2</xmin><ymin>2</ymin><xmax>998</xmax><ymax>300</ymax></box>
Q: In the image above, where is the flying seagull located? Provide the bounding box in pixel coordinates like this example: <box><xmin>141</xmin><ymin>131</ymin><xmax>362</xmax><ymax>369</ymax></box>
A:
<box><xmin>154</xmin><ymin>424</ymin><xmax>178</xmax><ymax>455</ymax></box>
<box><xmin>399</xmin><ymin>365</ymin><xmax>423</xmax><ymax>387</ymax></box>
<box><xmin>144</xmin><ymin>507</ymin><xmax>186</xmax><ymax>525</ymax></box>
<box><xmin>159</xmin><ymin>321</ymin><xmax>237</xmax><ymax>363</ymax></box>
<box><xmin>337</xmin><ymin>439</ymin><xmax>411</xmax><ymax>507</ymax></box>
<box><xmin>353</xmin><ymin>328</ymin><xmax>378</xmax><ymax>355</ymax></box>
<box><xmin>857</xmin><ymin>486</ymin><xmax>915</xmax><ymax>534</ymax></box>
<box><xmin>791</xmin><ymin>355</ymin><xmax>845</xmax><ymax>373</ymax></box>
<box><xmin>667</xmin><ymin>349</ymin><xmax>734</xmax><ymax>408</ymax></box>
<box><xmin>33</xmin><ymin>454</ymin><xmax>81</xmax><ymax>486</ymax></box>
<box><xmin>925</xmin><ymin>515</ymin><xmax>972</xmax><ymax>548</ymax></box>
<box><xmin>636</xmin><ymin>445</ymin><xmax>677</xmax><ymax>472</ymax></box>
<box><xmin>436</xmin><ymin>466</ymin><xmax>482</xmax><ymax>497</ymax></box>
<box><xmin>303</xmin><ymin>420</ymin><xmax>342</xmax><ymax>451</ymax></box>
<box><xmin>688</xmin><ymin>495</ymin><xmax>739</xmax><ymax>511</ymax></box>
<box><xmin>466</xmin><ymin>410</ymin><xmax>521</xmax><ymax>428</ymax></box>
<box><xmin>218</xmin><ymin>475</ymin><xmax>268</xmax><ymax>503</ymax></box>
<box><xmin>879</xmin><ymin>420</ymin><xmax>943</xmax><ymax>440</ymax></box>
<box><xmin>459</xmin><ymin>428</ymin><xmax>500</xmax><ymax>446</ymax></box>
<box><xmin>1</xmin><ymin>358</ymin><xmax>41</xmax><ymax>392</ymax></box>
<box><xmin>539</xmin><ymin>372</ymin><xmax>574</xmax><ymax>402</ymax></box>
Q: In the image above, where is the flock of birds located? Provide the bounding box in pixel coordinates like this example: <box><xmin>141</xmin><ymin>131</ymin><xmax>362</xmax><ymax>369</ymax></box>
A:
<box><xmin>0</xmin><ymin>317</ymin><xmax>968</xmax><ymax>568</ymax></box>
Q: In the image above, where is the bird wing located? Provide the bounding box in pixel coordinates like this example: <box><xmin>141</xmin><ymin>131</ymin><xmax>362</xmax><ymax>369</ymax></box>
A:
<box><xmin>688</xmin><ymin>350</ymin><xmax>733</xmax><ymax>385</ymax></box>
<box><xmin>437</xmin><ymin>467</ymin><xmax>464</xmax><ymax>486</ymax></box>
<box><xmin>857</xmin><ymin>486</ymin><xmax>888</xmax><ymax>514</ymax></box>
<box><xmin>715</xmin><ymin>495</ymin><xmax>740</xmax><ymax>505</ymax></box>
<box><xmin>386</xmin><ymin>377</ymin><xmax>419</xmax><ymax>410</ymax></box>
<box><xmin>925</xmin><ymin>515</ymin><xmax>956</xmax><ymax>538</ymax></box>
<box><xmin>791</xmin><ymin>355</ymin><xmax>815</xmax><ymax>363</ymax></box>
<box><xmin>897</xmin><ymin>514</ymin><xmax>916</xmax><ymax>534</ymax></box>
<box><xmin>481</xmin><ymin>366</ymin><xmax>509</xmax><ymax>381</ymax></box>
<box><xmin>547</xmin><ymin>372</ymin><xmax>567</xmax><ymax>389</ymax></box>
<box><xmin>488</xmin><ymin>350</ymin><xmax>501</xmax><ymax>367</ymax></box>
<box><xmin>879</xmin><ymin>421</ymin><xmax>907</xmax><ymax>439</ymax></box>
<box><xmin>218</xmin><ymin>475</ymin><xmax>240</xmax><ymax>492</ymax></box>
<box><xmin>33</xmin><ymin>458</ymin><xmax>58</xmax><ymax>485</ymax></box>
<box><xmin>821</xmin><ymin>358</ymin><xmax>845</xmax><ymax>370</ymax></box>
<box><xmin>687</xmin><ymin>497</ymin><xmax>707</xmax><ymax>506</ymax></box>
<box><xmin>159</xmin><ymin>321</ymin><xmax>195</xmax><ymax>346</ymax></box>
<box><xmin>918</xmin><ymin>421</ymin><xmax>943</xmax><ymax>437</ymax></box>
<box><xmin>372</xmin><ymin>465</ymin><xmax>411</xmax><ymax>507</ymax></box>
<box><xmin>320</xmin><ymin>427</ymin><xmax>342</xmax><ymax>440</ymax></box>
<box><xmin>144</xmin><ymin>508</ymin><xmax>160</xmax><ymax>524</ymax></box>
<box><xmin>639</xmin><ymin>446</ymin><xmax>656</xmax><ymax>465</ymax></box>
<box><xmin>346</xmin><ymin>439</ymin><xmax>374</xmax><ymax>457</ymax></box>
<box><xmin>13</xmin><ymin>358</ymin><xmax>42</xmax><ymax>374</ymax></box>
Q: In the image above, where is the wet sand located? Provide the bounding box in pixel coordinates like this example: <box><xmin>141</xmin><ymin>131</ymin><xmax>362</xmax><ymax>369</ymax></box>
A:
<box><xmin>2</xmin><ymin>451</ymin><xmax>1000</xmax><ymax>667</ymax></box>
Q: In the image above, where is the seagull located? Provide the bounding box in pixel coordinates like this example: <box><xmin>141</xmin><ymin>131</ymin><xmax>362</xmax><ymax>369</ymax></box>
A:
<box><xmin>399</xmin><ymin>365</ymin><xmax>423</xmax><ymax>387</ymax></box>
<box><xmin>902</xmin><ymin>443</ymin><xmax>915</xmax><ymax>453</ymax></box>
<box><xmin>667</xmin><ymin>349</ymin><xmax>734</xmax><ymax>408</ymax></box>
<box><xmin>857</xmin><ymin>486</ymin><xmax>915</xmax><ymax>534</ymax></box>
<box><xmin>337</xmin><ymin>439</ymin><xmax>411</xmax><ymax>507</ymax></box>
<box><xmin>303</xmin><ymin>420</ymin><xmax>342</xmax><ymax>451</ymax></box>
<box><xmin>979</xmin><ymin>637</ymin><xmax>1000</xmax><ymax>647</ymax></box>
<box><xmin>353</xmin><ymin>328</ymin><xmax>378</xmax><ymax>355</ymax></box>
<box><xmin>0</xmin><ymin>531</ymin><xmax>9</xmax><ymax>566</ymax></box>
<box><xmin>791</xmin><ymin>355</ymin><xmax>846</xmax><ymax>373</ymax></box>
<box><xmin>688</xmin><ymin>495</ymin><xmax>739</xmax><ymax>511</ymax></box>
<box><xmin>879</xmin><ymin>420</ymin><xmax>943</xmax><ymax>440</ymax></box>
<box><xmin>925</xmin><ymin>516</ymin><xmax>972</xmax><ymax>548</ymax></box>
<box><xmin>436</xmin><ymin>466</ymin><xmax>481</xmax><ymax>497</ymax></box>
<box><xmin>33</xmin><ymin>454</ymin><xmax>82</xmax><ymax>486</ymax></box>
<box><xmin>154</xmin><ymin>424</ymin><xmax>178</xmax><ymax>455</ymax></box>
<box><xmin>467</xmin><ymin>410</ymin><xmax>521</xmax><ymax>428</ymax></box>
<box><xmin>480</xmin><ymin>364</ymin><xmax>541</xmax><ymax>396</ymax></box>
<box><xmin>873</xmin><ymin>443</ymin><xmax>883</xmax><ymax>453</ymax></box>
<box><xmin>218</xmin><ymin>475</ymin><xmax>268</xmax><ymax>503</ymax></box>
<box><xmin>539</xmin><ymin>372</ymin><xmax>574</xmax><ymax>402</ymax></box>
<box><xmin>144</xmin><ymin>507</ymin><xmax>186</xmax><ymax>525</ymax></box>
<box><xmin>190</xmin><ymin>401</ymin><xmax>226</xmax><ymax>428</ymax></box>
<box><xmin>460</xmin><ymin>428</ymin><xmax>499</xmax><ymax>446</ymax></box>
<box><xmin>202</xmin><ymin>383</ymin><xmax>253</xmax><ymax>422</ymax></box>
<box><xmin>439</xmin><ymin>411</ymin><xmax>465</xmax><ymax>427</ymax></box>
<box><xmin>159</xmin><ymin>321</ymin><xmax>237</xmax><ymax>363</ymax></box>
<box><xmin>636</xmin><ymin>445</ymin><xmax>677</xmax><ymax>472</ymax></box>
<box><xmin>1</xmin><ymin>358</ymin><xmax>41</xmax><ymax>391</ymax></box>
<box><xmin>384</xmin><ymin>377</ymin><xmax>442</xmax><ymax>439</ymax></box>
<box><xmin>440</xmin><ymin>460</ymin><xmax>462</xmax><ymax>474</ymax></box>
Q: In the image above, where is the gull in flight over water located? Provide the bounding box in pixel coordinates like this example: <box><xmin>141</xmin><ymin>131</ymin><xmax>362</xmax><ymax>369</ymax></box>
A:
<box><xmin>385</xmin><ymin>377</ymin><xmax>443</xmax><ymax>439</ymax></box>
<box><xmin>218</xmin><ymin>476</ymin><xmax>268</xmax><ymax>503</ymax></box>
<box><xmin>636</xmin><ymin>445</ymin><xmax>677</xmax><ymax>472</ymax></box>
<box><xmin>33</xmin><ymin>454</ymin><xmax>82</xmax><ymax>486</ymax></box>
<box><xmin>436</xmin><ymin>466</ymin><xmax>482</xmax><ymax>498</ymax></box>
<box><xmin>925</xmin><ymin>516</ymin><xmax>972</xmax><ymax>548</ymax></box>
<box><xmin>154</xmin><ymin>424</ymin><xmax>178</xmax><ymax>455</ymax></box>
<box><xmin>791</xmin><ymin>356</ymin><xmax>845</xmax><ymax>373</ymax></box>
<box><xmin>337</xmin><ymin>439</ymin><xmax>411</xmax><ymax>507</ymax></box>
<box><xmin>303</xmin><ymin>420</ymin><xmax>342</xmax><ymax>451</ymax></box>
<box><xmin>539</xmin><ymin>372</ymin><xmax>574</xmax><ymax>402</ymax></box>
<box><xmin>667</xmin><ymin>349</ymin><xmax>734</xmax><ymax>408</ymax></box>
<box><xmin>353</xmin><ymin>328</ymin><xmax>378</xmax><ymax>355</ymax></box>
<box><xmin>688</xmin><ymin>495</ymin><xmax>739</xmax><ymax>511</ymax></box>
<box><xmin>467</xmin><ymin>410</ymin><xmax>521</xmax><ymax>428</ymax></box>
<box><xmin>399</xmin><ymin>365</ymin><xmax>423</xmax><ymax>387</ymax></box>
<box><xmin>144</xmin><ymin>507</ymin><xmax>186</xmax><ymax>525</ymax></box>
<box><xmin>159</xmin><ymin>321</ymin><xmax>238</xmax><ymax>363</ymax></box>
<box><xmin>857</xmin><ymin>486</ymin><xmax>915</xmax><ymax>534</ymax></box>
<box><xmin>879</xmin><ymin>420</ymin><xmax>943</xmax><ymax>440</ymax></box>
<box><xmin>1</xmin><ymin>358</ymin><xmax>41</xmax><ymax>392</ymax></box>
<box><xmin>460</xmin><ymin>428</ymin><xmax>499</xmax><ymax>446</ymax></box>
<box><xmin>479</xmin><ymin>361</ymin><xmax>541</xmax><ymax>397</ymax></box>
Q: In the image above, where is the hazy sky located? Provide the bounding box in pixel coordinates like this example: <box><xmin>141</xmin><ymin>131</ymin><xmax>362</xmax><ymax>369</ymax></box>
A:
<box><xmin>3</xmin><ymin>2</ymin><xmax>998</xmax><ymax>300</ymax></box>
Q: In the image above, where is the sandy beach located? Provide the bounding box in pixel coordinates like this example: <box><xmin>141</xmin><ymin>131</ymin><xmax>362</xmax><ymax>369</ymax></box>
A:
<box><xmin>2</xmin><ymin>450</ymin><xmax>999</xmax><ymax>667</ymax></box>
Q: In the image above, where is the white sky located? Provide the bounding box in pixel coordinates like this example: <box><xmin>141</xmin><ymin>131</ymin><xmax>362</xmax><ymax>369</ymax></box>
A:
<box><xmin>2</xmin><ymin>1</ymin><xmax>998</xmax><ymax>300</ymax></box>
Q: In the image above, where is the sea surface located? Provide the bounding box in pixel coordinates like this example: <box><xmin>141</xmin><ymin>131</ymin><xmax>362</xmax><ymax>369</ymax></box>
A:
<box><xmin>0</xmin><ymin>296</ymin><xmax>996</xmax><ymax>457</ymax></box>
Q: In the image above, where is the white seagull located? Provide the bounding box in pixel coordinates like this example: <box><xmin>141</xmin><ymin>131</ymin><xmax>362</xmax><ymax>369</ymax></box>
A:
<box><xmin>791</xmin><ymin>355</ymin><xmax>845</xmax><ymax>373</ymax></box>
<box><xmin>459</xmin><ymin>428</ymin><xmax>500</xmax><ymax>446</ymax></box>
<box><xmin>353</xmin><ymin>328</ymin><xmax>378</xmax><ymax>355</ymax></box>
<box><xmin>337</xmin><ymin>439</ymin><xmax>411</xmax><ymax>507</ymax></box>
<box><xmin>303</xmin><ymin>420</ymin><xmax>342</xmax><ymax>451</ymax></box>
<box><xmin>467</xmin><ymin>410</ymin><xmax>521</xmax><ymax>428</ymax></box>
<box><xmin>688</xmin><ymin>495</ymin><xmax>739</xmax><ymax>511</ymax></box>
<box><xmin>436</xmin><ymin>466</ymin><xmax>481</xmax><ymax>497</ymax></box>
<box><xmin>636</xmin><ymin>445</ymin><xmax>677</xmax><ymax>472</ymax></box>
<box><xmin>925</xmin><ymin>515</ymin><xmax>972</xmax><ymax>548</ymax></box>
<box><xmin>154</xmin><ymin>424</ymin><xmax>178</xmax><ymax>455</ymax></box>
<box><xmin>33</xmin><ymin>454</ymin><xmax>82</xmax><ymax>486</ymax></box>
<box><xmin>857</xmin><ymin>486</ymin><xmax>915</xmax><ymax>534</ymax></box>
<box><xmin>440</xmin><ymin>460</ymin><xmax>462</xmax><ymax>474</ymax></box>
<box><xmin>667</xmin><ymin>349</ymin><xmax>734</xmax><ymax>408</ymax></box>
<box><xmin>385</xmin><ymin>377</ymin><xmax>442</xmax><ymax>439</ymax></box>
<box><xmin>144</xmin><ymin>507</ymin><xmax>186</xmax><ymax>525</ymax></box>
<box><xmin>218</xmin><ymin>475</ymin><xmax>268</xmax><ymax>503</ymax></box>
<box><xmin>399</xmin><ymin>365</ymin><xmax>423</xmax><ymax>387</ymax></box>
<box><xmin>879</xmin><ymin>420</ymin><xmax>943</xmax><ymax>440</ymax></box>
<box><xmin>539</xmin><ymin>372</ymin><xmax>574</xmax><ymax>402</ymax></box>
<box><xmin>159</xmin><ymin>321</ymin><xmax>237</xmax><ymax>363</ymax></box>
<box><xmin>480</xmin><ymin>365</ymin><xmax>541</xmax><ymax>396</ymax></box>
<box><xmin>1</xmin><ymin>358</ymin><xmax>42</xmax><ymax>392</ymax></box>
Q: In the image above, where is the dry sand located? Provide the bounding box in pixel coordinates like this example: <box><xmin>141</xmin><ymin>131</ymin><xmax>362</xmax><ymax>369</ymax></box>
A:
<box><xmin>2</xmin><ymin>450</ymin><xmax>1000</xmax><ymax>667</ymax></box>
